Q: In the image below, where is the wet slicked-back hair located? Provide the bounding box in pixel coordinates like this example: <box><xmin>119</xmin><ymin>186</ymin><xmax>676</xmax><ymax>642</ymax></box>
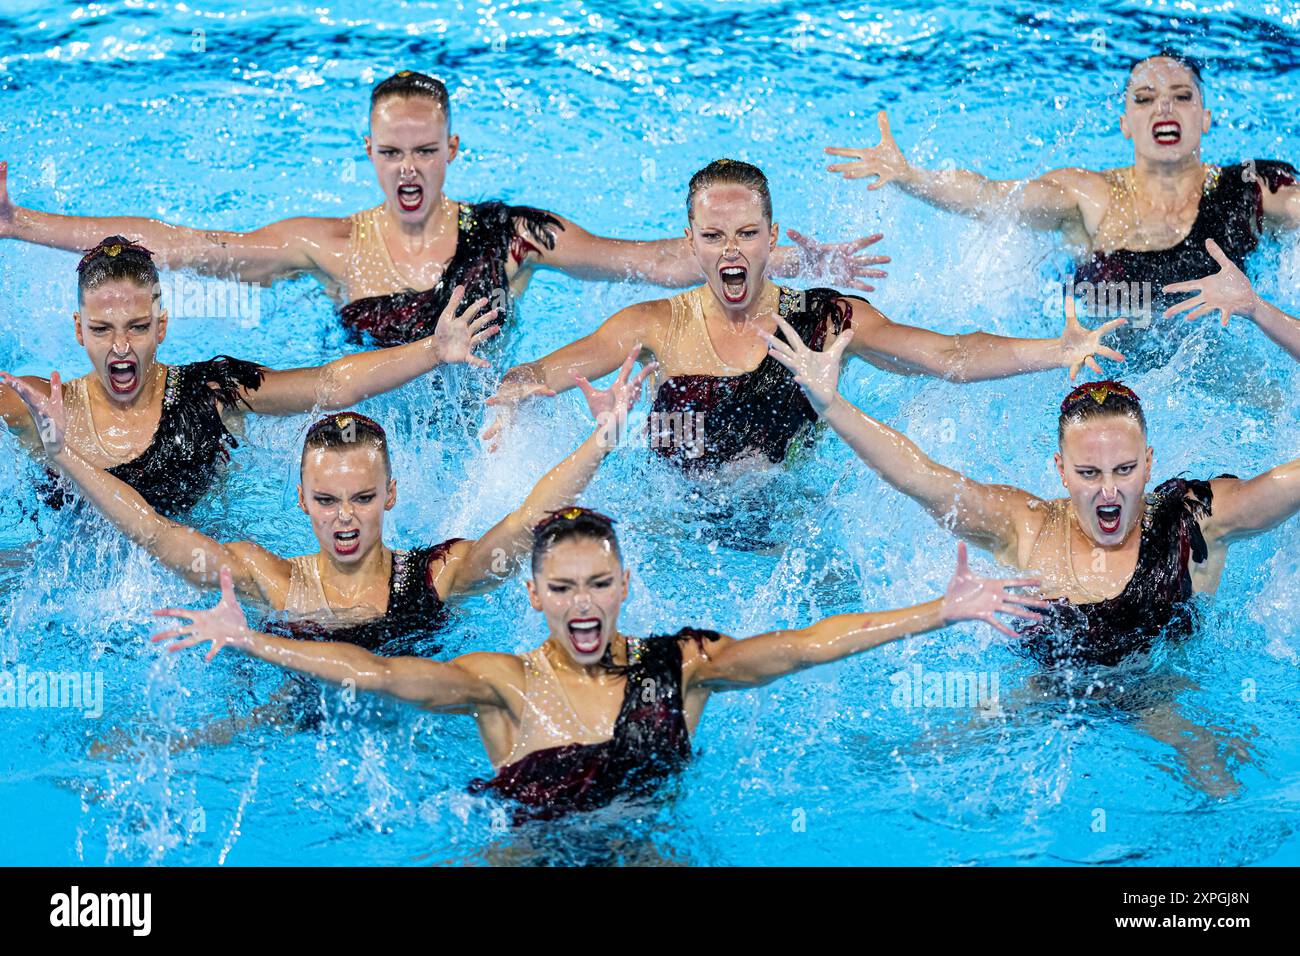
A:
<box><xmin>1057</xmin><ymin>381</ymin><xmax>1147</xmax><ymax>445</ymax></box>
<box><xmin>76</xmin><ymin>236</ymin><xmax>161</xmax><ymax>306</ymax></box>
<box><xmin>1127</xmin><ymin>49</ymin><xmax>1205</xmax><ymax>95</ymax></box>
<box><xmin>530</xmin><ymin>510</ymin><xmax>623</xmax><ymax>576</ymax></box>
<box><xmin>301</xmin><ymin>412</ymin><xmax>392</xmax><ymax>478</ymax></box>
<box><xmin>370</xmin><ymin>70</ymin><xmax>451</xmax><ymax>125</ymax></box>
<box><xmin>687</xmin><ymin>158</ymin><xmax>773</xmax><ymax>223</ymax></box>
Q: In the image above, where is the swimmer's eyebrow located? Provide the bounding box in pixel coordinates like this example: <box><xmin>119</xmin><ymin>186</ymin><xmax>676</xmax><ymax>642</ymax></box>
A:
<box><xmin>1073</xmin><ymin>459</ymin><xmax>1139</xmax><ymax>471</ymax></box>
<box><xmin>547</xmin><ymin>573</ymin><xmax>616</xmax><ymax>586</ymax></box>
<box><xmin>1130</xmin><ymin>83</ymin><xmax>1195</xmax><ymax>94</ymax></box>
<box><xmin>697</xmin><ymin>222</ymin><xmax>763</xmax><ymax>232</ymax></box>
<box><xmin>373</xmin><ymin>141</ymin><xmax>441</xmax><ymax>150</ymax></box>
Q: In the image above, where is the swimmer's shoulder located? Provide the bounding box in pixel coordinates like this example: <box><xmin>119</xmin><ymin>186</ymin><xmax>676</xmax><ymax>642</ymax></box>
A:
<box><xmin>245</xmin><ymin>214</ymin><xmax>354</xmax><ymax>277</ymax></box>
<box><xmin>1009</xmin><ymin>492</ymin><xmax>1062</xmax><ymax>568</ymax></box>
<box><xmin>423</xmin><ymin>537</ymin><xmax>477</xmax><ymax>598</ymax></box>
<box><xmin>604</xmin><ymin>296</ymin><xmax>674</xmax><ymax>355</ymax></box>
<box><xmin>227</xmin><ymin>542</ymin><xmax>293</xmax><ymax>607</ymax></box>
<box><xmin>1040</xmin><ymin>166</ymin><xmax>1111</xmax><ymax>195</ymax></box>
<box><xmin>452</xmin><ymin>650</ymin><xmax>528</xmax><ymax>713</ymax></box>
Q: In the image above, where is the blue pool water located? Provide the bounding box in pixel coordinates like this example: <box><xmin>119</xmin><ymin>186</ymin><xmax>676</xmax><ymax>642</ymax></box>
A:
<box><xmin>1</xmin><ymin>0</ymin><xmax>1299</xmax><ymax>865</ymax></box>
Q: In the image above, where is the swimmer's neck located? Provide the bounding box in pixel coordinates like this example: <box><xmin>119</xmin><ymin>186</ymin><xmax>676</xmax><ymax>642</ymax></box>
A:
<box><xmin>710</xmin><ymin>279</ymin><xmax>780</xmax><ymax>326</ymax></box>
<box><xmin>380</xmin><ymin>193</ymin><xmax>457</xmax><ymax>244</ymax></box>
<box><xmin>317</xmin><ymin>541</ymin><xmax>392</xmax><ymax>586</ymax></box>
<box><xmin>543</xmin><ymin>630</ymin><xmax>630</xmax><ymax>680</ymax></box>
<box><xmin>1130</xmin><ymin>151</ymin><xmax>1206</xmax><ymax>196</ymax></box>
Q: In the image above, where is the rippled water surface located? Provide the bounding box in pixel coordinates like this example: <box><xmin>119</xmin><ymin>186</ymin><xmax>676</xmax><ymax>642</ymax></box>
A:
<box><xmin>1</xmin><ymin>0</ymin><xmax>1299</xmax><ymax>865</ymax></box>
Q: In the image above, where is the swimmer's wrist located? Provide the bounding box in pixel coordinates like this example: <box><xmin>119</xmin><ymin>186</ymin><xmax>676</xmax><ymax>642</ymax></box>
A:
<box><xmin>1243</xmin><ymin>293</ymin><xmax>1266</xmax><ymax>323</ymax></box>
<box><xmin>816</xmin><ymin>392</ymin><xmax>850</xmax><ymax>417</ymax></box>
<box><xmin>229</xmin><ymin>626</ymin><xmax>261</xmax><ymax>654</ymax></box>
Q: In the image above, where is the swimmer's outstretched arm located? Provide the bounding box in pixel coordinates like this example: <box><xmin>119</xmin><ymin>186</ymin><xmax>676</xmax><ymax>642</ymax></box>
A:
<box><xmin>0</xmin><ymin>162</ymin><xmax>335</xmax><ymax>284</ymax></box>
<box><xmin>484</xmin><ymin>304</ymin><xmax>661</xmax><ymax>442</ymax></box>
<box><xmin>824</xmin><ymin>112</ymin><xmax>1094</xmax><ymax>230</ymax></box>
<box><xmin>687</xmin><ymin>544</ymin><xmax>1043</xmax><ymax>692</ymax></box>
<box><xmin>0</xmin><ymin>371</ymin><xmax>284</xmax><ymax>603</ymax></box>
<box><xmin>1164</xmin><ymin>239</ymin><xmax>1300</xmax><ymax>362</ymax></box>
<box><xmin>1199</xmin><ymin>460</ymin><xmax>1300</xmax><ymax>549</ymax></box>
<box><xmin>832</xmin><ymin>294</ymin><xmax>1124</xmax><ymax>383</ymax></box>
<box><xmin>452</xmin><ymin>351</ymin><xmax>653</xmax><ymax>595</ymax></box>
<box><xmin>154</xmin><ymin>568</ymin><xmax>513</xmax><ymax>715</ymax></box>
<box><xmin>235</xmin><ymin>287</ymin><xmax>500</xmax><ymax>415</ymax></box>
<box><xmin>523</xmin><ymin>212</ymin><xmax>889</xmax><ymax>292</ymax></box>
<box><xmin>762</xmin><ymin>337</ymin><xmax>1034</xmax><ymax>559</ymax></box>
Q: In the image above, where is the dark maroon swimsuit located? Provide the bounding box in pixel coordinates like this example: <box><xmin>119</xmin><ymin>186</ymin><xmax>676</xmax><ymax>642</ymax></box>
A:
<box><xmin>273</xmin><ymin>539</ymin><xmax>464</xmax><ymax>730</ymax></box>
<box><xmin>1074</xmin><ymin>160</ymin><xmax>1297</xmax><ymax>298</ymax></box>
<box><xmin>649</xmin><ymin>287</ymin><xmax>854</xmax><ymax>472</ymax></box>
<box><xmin>338</xmin><ymin>201</ymin><xmax>562</xmax><ymax>347</ymax></box>
<box><xmin>264</xmin><ymin>538</ymin><xmax>465</xmax><ymax>654</ymax></box>
<box><xmin>43</xmin><ymin>355</ymin><xmax>265</xmax><ymax>516</ymax></box>
<box><xmin>470</xmin><ymin>628</ymin><xmax>721</xmax><ymax>823</ymax></box>
<box><xmin>1016</xmin><ymin>476</ymin><xmax>1230</xmax><ymax>667</ymax></box>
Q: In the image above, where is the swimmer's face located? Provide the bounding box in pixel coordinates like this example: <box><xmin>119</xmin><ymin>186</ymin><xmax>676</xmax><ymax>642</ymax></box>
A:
<box><xmin>1120</xmin><ymin>58</ymin><xmax>1209</xmax><ymax>162</ymax></box>
<box><xmin>73</xmin><ymin>280</ymin><xmax>167</xmax><ymax>405</ymax></box>
<box><xmin>297</xmin><ymin>445</ymin><xmax>395</xmax><ymax>565</ymax></box>
<box><xmin>527</xmin><ymin>537</ymin><xmax>629</xmax><ymax>667</ymax></box>
<box><xmin>365</xmin><ymin>97</ymin><xmax>459</xmax><ymax>225</ymax></box>
<box><xmin>1054</xmin><ymin>416</ymin><xmax>1152</xmax><ymax>547</ymax></box>
<box><xmin>686</xmin><ymin>184</ymin><xmax>778</xmax><ymax>312</ymax></box>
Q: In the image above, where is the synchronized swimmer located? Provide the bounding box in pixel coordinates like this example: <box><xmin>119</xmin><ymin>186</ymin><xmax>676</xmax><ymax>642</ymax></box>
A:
<box><xmin>3</xmin><ymin>48</ymin><xmax>1299</xmax><ymax>820</ymax></box>
<box><xmin>0</xmin><ymin>71</ymin><xmax>889</xmax><ymax>348</ymax></box>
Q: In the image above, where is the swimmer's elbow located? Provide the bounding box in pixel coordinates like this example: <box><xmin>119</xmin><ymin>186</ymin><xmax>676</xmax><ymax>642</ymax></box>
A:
<box><xmin>935</xmin><ymin>335</ymin><xmax>977</xmax><ymax>382</ymax></box>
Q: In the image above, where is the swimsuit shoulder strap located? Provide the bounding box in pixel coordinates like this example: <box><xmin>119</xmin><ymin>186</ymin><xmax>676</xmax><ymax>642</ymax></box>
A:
<box><xmin>1026</xmin><ymin>497</ymin><xmax>1069</xmax><ymax>569</ymax></box>
<box><xmin>284</xmin><ymin>554</ymin><xmax>330</xmax><ymax>616</ymax></box>
<box><xmin>500</xmin><ymin>648</ymin><xmax>598</xmax><ymax>766</ymax></box>
<box><xmin>346</xmin><ymin>205</ymin><xmax>409</xmax><ymax>294</ymax></box>
<box><xmin>660</xmin><ymin>287</ymin><xmax>705</xmax><ymax>369</ymax></box>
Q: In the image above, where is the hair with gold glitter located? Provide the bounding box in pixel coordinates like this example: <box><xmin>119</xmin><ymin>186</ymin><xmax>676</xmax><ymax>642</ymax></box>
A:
<box><xmin>76</xmin><ymin>235</ymin><xmax>160</xmax><ymax>305</ymax></box>
<box><xmin>301</xmin><ymin>412</ymin><xmax>392</xmax><ymax>477</ymax></box>
<box><xmin>1057</xmin><ymin>380</ymin><xmax>1146</xmax><ymax>444</ymax></box>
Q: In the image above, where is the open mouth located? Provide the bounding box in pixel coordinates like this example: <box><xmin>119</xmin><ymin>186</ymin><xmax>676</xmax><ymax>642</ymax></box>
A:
<box><xmin>567</xmin><ymin>617</ymin><xmax>603</xmax><ymax>655</ymax></box>
<box><xmin>333</xmin><ymin>529</ymin><xmax>361</xmax><ymax>555</ymax></box>
<box><xmin>106</xmin><ymin>359</ymin><xmax>139</xmax><ymax>395</ymax></box>
<box><xmin>719</xmin><ymin>265</ymin><xmax>748</xmax><ymax>303</ymax></box>
<box><xmin>1096</xmin><ymin>504</ymin><xmax>1122</xmax><ymax>535</ymax></box>
<box><xmin>397</xmin><ymin>183</ymin><xmax>424</xmax><ymax>212</ymax></box>
<box><xmin>1152</xmin><ymin>121</ymin><xmax>1181</xmax><ymax>145</ymax></box>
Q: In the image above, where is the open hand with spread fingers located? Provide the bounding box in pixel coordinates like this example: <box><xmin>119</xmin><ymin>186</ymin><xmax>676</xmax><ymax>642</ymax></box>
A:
<box><xmin>430</xmin><ymin>284</ymin><xmax>501</xmax><ymax>367</ymax></box>
<box><xmin>573</xmin><ymin>345</ymin><xmax>658</xmax><ymax>448</ymax></box>
<box><xmin>785</xmin><ymin>229</ymin><xmax>890</xmax><ymax>293</ymax></box>
<box><xmin>940</xmin><ymin>542</ymin><xmax>1048</xmax><ymax>637</ymax></box>
<box><xmin>1058</xmin><ymin>294</ymin><xmax>1127</xmax><ymax>382</ymax></box>
<box><xmin>1163</xmin><ymin>238</ymin><xmax>1261</xmax><ymax>326</ymax></box>
<box><xmin>151</xmin><ymin>566</ymin><xmax>253</xmax><ymax>662</ymax></box>
<box><xmin>824</xmin><ymin>111</ymin><xmax>914</xmax><ymax>191</ymax></box>
<box><xmin>762</xmin><ymin>316</ymin><xmax>855</xmax><ymax>414</ymax></box>
<box><xmin>0</xmin><ymin>369</ymin><xmax>66</xmax><ymax>456</ymax></box>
